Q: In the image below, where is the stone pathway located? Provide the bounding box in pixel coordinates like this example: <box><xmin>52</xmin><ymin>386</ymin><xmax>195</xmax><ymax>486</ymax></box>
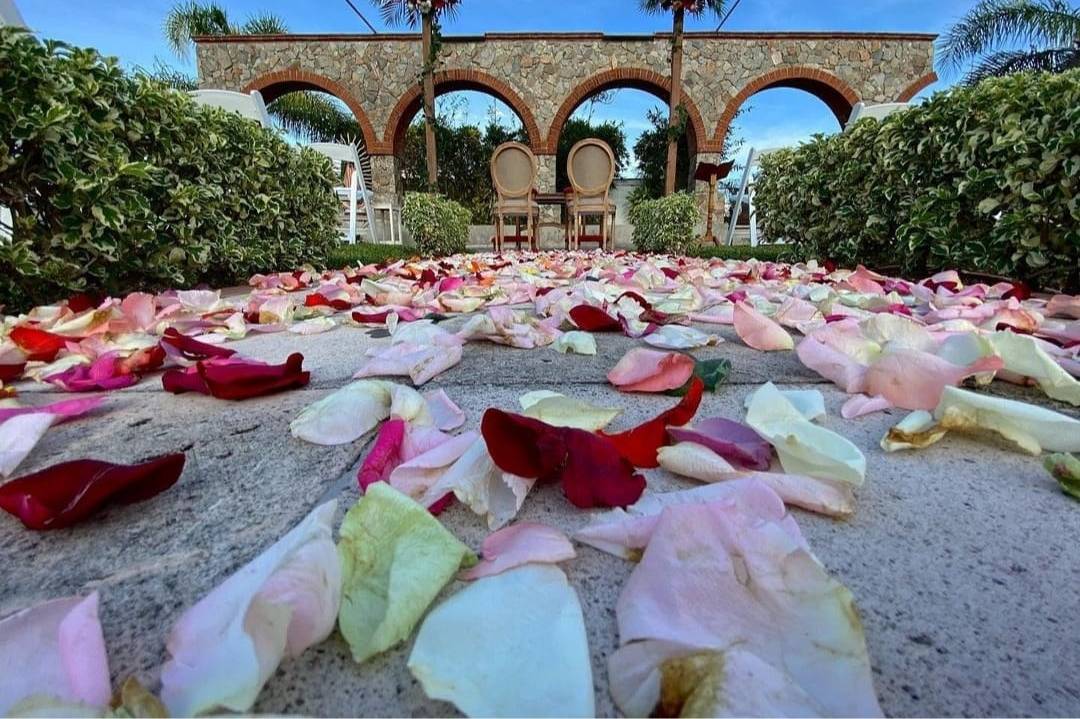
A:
<box><xmin>3</xmin><ymin>309</ymin><xmax>1079</xmax><ymax>717</ymax></box>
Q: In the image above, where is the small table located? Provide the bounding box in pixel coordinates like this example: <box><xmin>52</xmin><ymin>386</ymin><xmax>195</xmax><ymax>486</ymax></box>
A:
<box><xmin>535</xmin><ymin>193</ymin><xmax>571</xmax><ymax>248</ymax></box>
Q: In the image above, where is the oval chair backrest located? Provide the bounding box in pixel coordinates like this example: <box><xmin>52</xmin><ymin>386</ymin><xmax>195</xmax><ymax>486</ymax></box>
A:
<box><xmin>568</xmin><ymin>139</ymin><xmax>615</xmax><ymax>197</ymax></box>
<box><xmin>190</xmin><ymin>90</ymin><xmax>272</xmax><ymax>128</ymax></box>
<box><xmin>491</xmin><ymin>142</ymin><xmax>537</xmax><ymax>199</ymax></box>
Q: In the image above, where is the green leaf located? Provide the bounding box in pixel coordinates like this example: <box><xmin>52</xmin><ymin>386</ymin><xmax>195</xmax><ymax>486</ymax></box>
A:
<box><xmin>666</xmin><ymin>358</ymin><xmax>732</xmax><ymax>396</ymax></box>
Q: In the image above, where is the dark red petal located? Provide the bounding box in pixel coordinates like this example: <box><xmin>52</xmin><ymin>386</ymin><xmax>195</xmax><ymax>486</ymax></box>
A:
<box><xmin>569</xmin><ymin>305</ymin><xmax>621</xmax><ymax>332</ymax></box>
<box><xmin>660</xmin><ymin>267</ymin><xmax>680</xmax><ymax>280</ymax></box>
<box><xmin>352</xmin><ymin>310</ymin><xmax>393</xmax><ymax>324</ymax></box>
<box><xmin>66</xmin><ymin>293</ymin><xmax>103</xmax><ymax>313</ymax></box>
<box><xmin>161</xmin><ymin>365</ymin><xmax>210</xmax><ymax>395</ymax></box>
<box><xmin>161</xmin><ymin>328</ymin><xmax>236</xmax><ymax>361</ymax></box>
<box><xmin>1003</xmin><ymin>281</ymin><xmax>1032</xmax><ymax>301</ymax></box>
<box><xmin>304</xmin><ymin>294</ymin><xmax>352</xmax><ymax>311</ymax></box>
<box><xmin>198</xmin><ymin>353</ymin><xmax>310</xmax><ymax>400</ymax></box>
<box><xmin>0</xmin><ymin>453</ymin><xmax>185</xmax><ymax>530</ymax></box>
<box><xmin>118</xmin><ymin>345</ymin><xmax>166</xmax><ymax>375</ymax></box>
<box><xmin>600</xmin><ymin>377</ymin><xmax>705</xmax><ymax>468</ymax></box>
<box><xmin>559</xmin><ymin>430</ymin><xmax>646</xmax><ymax>509</ymax></box>
<box><xmin>10</xmin><ymin>326</ymin><xmax>70</xmax><ymax>362</ymax></box>
<box><xmin>0</xmin><ymin>363</ymin><xmax>26</xmax><ymax>382</ymax></box>
<box><xmin>481</xmin><ymin>408</ymin><xmax>566</xmax><ymax>479</ymax></box>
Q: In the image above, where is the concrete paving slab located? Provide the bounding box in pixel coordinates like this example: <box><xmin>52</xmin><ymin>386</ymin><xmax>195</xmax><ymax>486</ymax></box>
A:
<box><xmin>2</xmin><ymin>324</ymin><xmax>1079</xmax><ymax>716</ymax></box>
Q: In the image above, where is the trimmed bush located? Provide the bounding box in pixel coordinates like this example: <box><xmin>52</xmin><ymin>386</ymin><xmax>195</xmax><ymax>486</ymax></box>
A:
<box><xmin>402</xmin><ymin>192</ymin><xmax>471</xmax><ymax>256</ymax></box>
<box><xmin>755</xmin><ymin>69</ymin><xmax>1080</xmax><ymax>291</ymax></box>
<box><xmin>0</xmin><ymin>27</ymin><xmax>341</xmax><ymax>311</ymax></box>
<box><xmin>630</xmin><ymin>192</ymin><xmax>700</xmax><ymax>254</ymax></box>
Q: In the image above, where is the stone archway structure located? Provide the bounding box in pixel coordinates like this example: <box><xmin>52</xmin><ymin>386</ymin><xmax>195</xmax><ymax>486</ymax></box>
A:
<box><xmin>196</xmin><ymin>30</ymin><xmax>936</xmax><ymax>200</ymax></box>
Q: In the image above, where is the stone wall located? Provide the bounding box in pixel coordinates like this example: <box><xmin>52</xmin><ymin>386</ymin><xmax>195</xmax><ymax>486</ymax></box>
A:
<box><xmin>195</xmin><ymin>31</ymin><xmax>936</xmax><ymax>198</ymax></box>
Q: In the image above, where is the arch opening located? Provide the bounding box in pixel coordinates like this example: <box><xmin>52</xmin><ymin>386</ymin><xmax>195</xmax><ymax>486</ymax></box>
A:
<box><xmin>714</xmin><ymin>67</ymin><xmax>860</xmax><ymax>150</ymax></box>
<box><xmin>243</xmin><ymin>69</ymin><xmax>379</xmax><ymax>154</ymax></box>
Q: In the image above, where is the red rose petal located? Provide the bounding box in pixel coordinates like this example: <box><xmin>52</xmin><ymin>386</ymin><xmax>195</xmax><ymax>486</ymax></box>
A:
<box><xmin>10</xmin><ymin>326</ymin><xmax>71</xmax><ymax>362</ymax></box>
<box><xmin>0</xmin><ymin>363</ymin><xmax>26</xmax><ymax>382</ymax></box>
<box><xmin>569</xmin><ymin>305</ymin><xmax>621</xmax><ymax>332</ymax></box>
<box><xmin>600</xmin><ymin>376</ymin><xmax>705</xmax><ymax>468</ymax></box>
<box><xmin>0</xmin><ymin>453</ymin><xmax>185</xmax><ymax>530</ymax></box>
<box><xmin>304</xmin><ymin>293</ymin><xmax>352</xmax><ymax>311</ymax></box>
<box><xmin>480</xmin><ymin>409</ymin><xmax>646</xmax><ymax>509</ymax></box>
<box><xmin>199</xmin><ymin>353</ymin><xmax>309</xmax><ymax>400</ymax></box>
<box><xmin>161</xmin><ymin>328</ymin><xmax>237</xmax><ymax>361</ymax></box>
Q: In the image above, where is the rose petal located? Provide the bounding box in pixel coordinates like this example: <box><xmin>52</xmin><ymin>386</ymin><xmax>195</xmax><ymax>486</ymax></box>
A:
<box><xmin>337</xmin><ymin>483</ymin><xmax>474</xmax><ymax>664</ymax></box>
<box><xmin>841</xmin><ymin>394</ymin><xmax>893</xmax><ymax>419</ymax></box>
<box><xmin>0</xmin><ymin>413</ymin><xmax>57</xmax><ymax>478</ymax></box>
<box><xmin>0</xmin><ymin>593</ymin><xmax>111</xmax><ymax>716</ymax></box>
<box><xmin>519</xmin><ymin>391</ymin><xmax>621</xmax><ymax>431</ymax></box>
<box><xmin>733</xmin><ymin>302</ymin><xmax>794</xmax><ymax>351</ymax></box>
<box><xmin>569</xmin><ymin>305</ymin><xmax>621</xmax><ymax>332</ymax></box>
<box><xmin>608</xmin><ymin>348</ymin><xmax>695</xmax><ymax>393</ymax></box>
<box><xmin>160</xmin><ymin>328</ymin><xmax>237</xmax><ymax>363</ymax></box>
<box><xmin>408</xmin><ymin>565</ymin><xmax>594</xmax><ymax>718</ymax></box>
<box><xmin>291</xmin><ymin>380</ymin><xmax>430</xmax><ymax>446</ymax></box>
<box><xmin>161</xmin><ymin>501</ymin><xmax>340</xmax><ymax>716</ymax></box>
<box><xmin>552</xmin><ymin>331</ymin><xmax>598</xmax><ymax>356</ymax></box>
<box><xmin>667</xmin><ymin>416</ymin><xmax>773</xmax><ymax>471</ymax></box>
<box><xmin>601</xmin><ymin>377</ymin><xmax>705</xmax><ymax>468</ymax></box>
<box><xmin>10</xmin><ymin>326</ymin><xmax>71</xmax><ymax>362</ymax></box>
<box><xmin>0</xmin><ymin>453</ymin><xmax>185</xmax><ymax>530</ymax></box>
<box><xmin>864</xmin><ymin>347</ymin><xmax>1004</xmax><ymax>410</ymax></box>
<box><xmin>422</xmin><ymin>389</ymin><xmax>465</xmax><ymax>431</ymax></box>
<box><xmin>353</xmin><ymin>343</ymin><xmax>463</xmax><ymax>386</ymax></box>
<box><xmin>746</xmin><ymin>383</ymin><xmax>866</xmax><ymax>486</ymax></box>
<box><xmin>460</xmin><ymin>522</ymin><xmax>576</xmax><ymax>581</ymax></box>
<box><xmin>164</xmin><ymin>354</ymin><xmax>309</xmax><ymax>400</ymax></box>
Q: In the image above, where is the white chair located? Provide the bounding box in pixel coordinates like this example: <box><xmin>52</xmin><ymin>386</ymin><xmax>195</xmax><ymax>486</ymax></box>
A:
<box><xmin>0</xmin><ymin>206</ymin><xmax>12</xmax><ymax>240</ymax></box>
<box><xmin>0</xmin><ymin>0</ymin><xmax>27</xmax><ymax>28</ymax></box>
<box><xmin>846</xmin><ymin>102</ymin><xmax>911</xmax><ymax>129</ymax></box>
<box><xmin>189</xmin><ymin>90</ymin><xmax>273</xmax><ymax>128</ymax></box>
<box><xmin>307</xmin><ymin>142</ymin><xmax>376</xmax><ymax>245</ymax></box>
<box><xmin>725</xmin><ymin>146</ymin><xmax>785</xmax><ymax>247</ymax></box>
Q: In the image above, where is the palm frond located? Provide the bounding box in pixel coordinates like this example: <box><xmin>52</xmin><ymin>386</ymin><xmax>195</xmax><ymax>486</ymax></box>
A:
<box><xmin>240</xmin><ymin>12</ymin><xmax>289</xmax><ymax>35</ymax></box>
<box><xmin>268</xmin><ymin>92</ymin><xmax>365</xmax><ymax>145</ymax></box>
<box><xmin>373</xmin><ymin>0</ymin><xmax>462</xmax><ymax>28</ymax></box>
<box><xmin>639</xmin><ymin>0</ymin><xmax>728</xmax><ymax>18</ymax></box>
<box><xmin>938</xmin><ymin>0</ymin><xmax>1080</xmax><ymax>73</ymax></box>
<box><xmin>964</xmin><ymin>44</ymin><xmax>1080</xmax><ymax>82</ymax></box>
<box><xmin>163</xmin><ymin>1</ymin><xmax>232</xmax><ymax>58</ymax></box>
<box><xmin>133</xmin><ymin>60</ymin><xmax>199</xmax><ymax>90</ymax></box>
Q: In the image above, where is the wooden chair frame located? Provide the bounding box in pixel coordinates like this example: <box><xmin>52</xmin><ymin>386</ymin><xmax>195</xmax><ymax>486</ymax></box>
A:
<box><xmin>566</xmin><ymin>138</ymin><xmax>616</xmax><ymax>251</ymax></box>
<box><xmin>490</xmin><ymin>141</ymin><xmax>539</xmax><ymax>252</ymax></box>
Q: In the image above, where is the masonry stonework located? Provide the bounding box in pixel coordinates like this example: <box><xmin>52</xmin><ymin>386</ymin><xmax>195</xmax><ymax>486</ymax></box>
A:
<box><xmin>196</xmin><ymin>31</ymin><xmax>936</xmax><ymax>200</ymax></box>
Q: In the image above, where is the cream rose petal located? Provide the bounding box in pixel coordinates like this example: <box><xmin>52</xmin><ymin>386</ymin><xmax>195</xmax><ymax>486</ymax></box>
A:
<box><xmin>408</xmin><ymin>565</ymin><xmax>595</xmax><ymax>718</ymax></box>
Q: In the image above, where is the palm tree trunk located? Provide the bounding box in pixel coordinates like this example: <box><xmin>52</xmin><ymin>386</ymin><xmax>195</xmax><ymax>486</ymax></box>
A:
<box><xmin>664</xmin><ymin>7</ymin><xmax>685</xmax><ymax>196</ymax></box>
<box><xmin>421</xmin><ymin>14</ymin><xmax>439</xmax><ymax>189</ymax></box>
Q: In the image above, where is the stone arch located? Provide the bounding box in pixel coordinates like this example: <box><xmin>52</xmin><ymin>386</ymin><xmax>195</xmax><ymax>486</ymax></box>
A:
<box><xmin>713</xmin><ymin>66</ymin><xmax>861</xmax><ymax>149</ymax></box>
<box><xmin>382</xmin><ymin>69</ymin><xmax>544</xmax><ymax>156</ymax></box>
<box><xmin>896</xmin><ymin>71</ymin><xmax>938</xmax><ymax>102</ymax></box>
<box><xmin>243</xmin><ymin>68</ymin><xmax>383</xmax><ymax>153</ymax></box>
<box><xmin>546</xmin><ymin>68</ymin><xmax>711</xmax><ymax>154</ymax></box>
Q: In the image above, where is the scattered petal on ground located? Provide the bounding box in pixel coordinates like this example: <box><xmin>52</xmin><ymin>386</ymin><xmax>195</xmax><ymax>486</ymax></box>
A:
<box><xmin>608</xmin><ymin>348</ymin><xmax>695</xmax><ymax>393</ymax></box>
<box><xmin>0</xmin><ymin>593</ymin><xmax>111</xmax><ymax>716</ymax></box>
<box><xmin>602</xmin><ymin>378</ymin><xmax>705</xmax><ymax>469</ymax></box>
<box><xmin>733</xmin><ymin>301</ymin><xmax>794</xmax><ymax>351</ymax></box>
<box><xmin>642</xmin><ymin>325</ymin><xmax>722</xmax><ymax>350</ymax></box>
<box><xmin>291</xmin><ymin>380</ymin><xmax>430</xmax><ymax>446</ymax></box>
<box><xmin>460</xmin><ymin>522</ymin><xmax>576</xmax><ymax>580</ymax></box>
<box><xmin>746</xmin><ymin>382</ymin><xmax>866</xmax><ymax>486</ymax></box>
<box><xmin>519</xmin><ymin>391</ymin><xmax>621</xmax><ymax>431</ymax></box>
<box><xmin>160</xmin><ymin>501</ymin><xmax>340</xmax><ymax>717</ymax></box>
<box><xmin>408</xmin><ymin>565</ymin><xmax>594</xmax><ymax>718</ymax></box>
<box><xmin>337</xmin><ymin>483</ymin><xmax>475</xmax><ymax>664</ymax></box>
<box><xmin>553</xmin><ymin>331</ymin><xmax>597</xmax><ymax>355</ymax></box>
<box><xmin>1044</xmin><ymin>453</ymin><xmax>1080</xmax><ymax>500</ymax></box>
<box><xmin>667</xmin><ymin>415</ymin><xmax>772</xmax><ymax>471</ymax></box>
<box><xmin>0</xmin><ymin>453</ymin><xmax>185</xmax><ymax>530</ymax></box>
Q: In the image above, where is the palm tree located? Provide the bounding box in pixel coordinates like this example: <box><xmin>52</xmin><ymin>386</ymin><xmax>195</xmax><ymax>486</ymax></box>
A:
<box><xmin>938</xmin><ymin>0</ymin><xmax>1080</xmax><ymax>85</ymax></box>
<box><xmin>640</xmin><ymin>0</ymin><xmax>728</xmax><ymax>195</ymax></box>
<box><xmin>374</xmin><ymin>0</ymin><xmax>463</xmax><ymax>189</ymax></box>
<box><xmin>162</xmin><ymin>1</ymin><xmax>363</xmax><ymax>144</ymax></box>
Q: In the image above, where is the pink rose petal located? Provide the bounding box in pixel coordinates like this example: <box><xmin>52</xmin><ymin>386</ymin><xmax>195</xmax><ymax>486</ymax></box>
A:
<box><xmin>734</xmin><ymin>302</ymin><xmax>794</xmax><ymax>351</ymax></box>
<box><xmin>459</xmin><ymin>522</ymin><xmax>576</xmax><ymax>580</ymax></box>
<box><xmin>607</xmin><ymin>348</ymin><xmax>695</xmax><ymax>393</ymax></box>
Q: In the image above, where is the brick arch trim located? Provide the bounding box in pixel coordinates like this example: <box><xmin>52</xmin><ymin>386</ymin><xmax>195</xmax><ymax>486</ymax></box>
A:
<box><xmin>896</xmin><ymin>71</ymin><xmax>938</xmax><ymax>102</ymax></box>
<box><xmin>713</xmin><ymin>66</ymin><xmax>861</xmax><ymax>149</ymax></box>
<box><xmin>243</xmin><ymin>68</ymin><xmax>383</xmax><ymax>153</ymax></box>
<box><xmin>383</xmin><ymin>69</ymin><xmax>544</xmax><ymax>156</ymax></box>
<box><xmin>546</xmin><ymin>68</ymin><xmax>713</xmax><ymax>154</ymax></box>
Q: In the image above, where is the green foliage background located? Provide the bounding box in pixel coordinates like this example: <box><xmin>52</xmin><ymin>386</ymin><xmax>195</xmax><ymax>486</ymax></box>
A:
<box><xmin>402</xmin><ymin>192</ymin><xmax>471</xmax><ymax>256</ymax></box>
<box><xmin>0</xmin><ymin>27</ymin><xmax>341</xmax><ymax>311</ymax></box>
<box><xmin>629</xmin><ymin>192</ymin><xmax>701</xmax><ymax>255</ymax></box>
<box><xmin>754</xmin><ymin>69</ymin><xmax>1080</xmax><ymax>290</ymax></box>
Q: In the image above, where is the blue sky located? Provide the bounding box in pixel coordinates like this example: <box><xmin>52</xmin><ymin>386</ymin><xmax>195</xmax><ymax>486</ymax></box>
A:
<box><xmin>20</xmin><ymin>0</ymin><xmax>976</xmax><ymax>173</ymax></box>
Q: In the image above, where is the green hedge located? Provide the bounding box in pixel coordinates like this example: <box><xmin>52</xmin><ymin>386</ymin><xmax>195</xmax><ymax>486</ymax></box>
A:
<box><xmin>402</xmin><ymin>192</ymin><xmax>471</xmax><ymax>256</ymax></box>
<box><xmin>755</xmin><ymin>69</ymin><xmax>1080</xmax><ymax>291</ymax></box>
<box><xmin>0</xmin><ymin>27</ymin><xmax>341</xmax><ymax>311</ymax></box>
<box><xmin>629</xmin><ymin>192</ymin><xmax>701</xmax><ymax>254</ymax></box>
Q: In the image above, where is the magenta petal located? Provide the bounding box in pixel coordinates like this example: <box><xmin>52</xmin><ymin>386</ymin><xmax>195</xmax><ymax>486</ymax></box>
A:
<box><xmin>0</xmin><ymin>397</ymin><xmax>105</xmax><ymax>424</ymax></box>
<box><xmin>667</xmin><ymin>417</ymin><xmax>773</xmax><ymax>471</ymax></box>
<box><xmin>358</xmin><ymin>419</ymin><xmax>407</xmax><ymax>491</ymax></box>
